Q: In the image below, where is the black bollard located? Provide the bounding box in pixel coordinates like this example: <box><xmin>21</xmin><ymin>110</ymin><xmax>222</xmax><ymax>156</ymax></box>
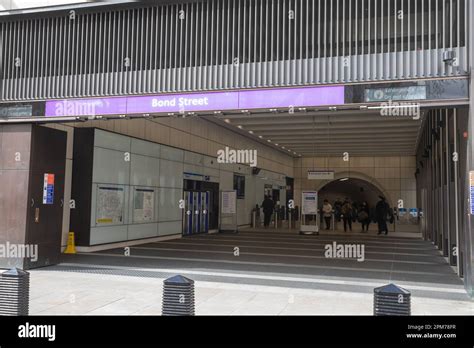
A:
<box><xmin>374</xmin><ymin>283</ymin><xmax>411</xmax><ymax>316</ymax></box>
<box><xmin>0</xmin><ymin>268</ymin><xmax>30</xmax><ymax>316</ymax></box>
<box><xmin>162</xmin><ymin>275</ymin><xmax>195</xmax><ymax>316</ymax></box>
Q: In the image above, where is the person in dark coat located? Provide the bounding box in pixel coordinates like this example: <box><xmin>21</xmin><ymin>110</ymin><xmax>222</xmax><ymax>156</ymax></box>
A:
<box><xmin>334</xmin><ymin>198</ymin><xmax>342</xmax><ymax>222</ymax></box>
<box><xmin>358</xmin><ymin>201</ymin><xmax>370</xmax><ymax>232</ymax></box>
<box><xmin>261</xmin><ymin>195</ymin><xmax>275</xmax><ymax>228</ymax></box>
<box><xmin>375</xmin><ymin>196</ymin><xmax>389</xmax><ymax>235</ymax></box>
<box><xmin>341</xmin><ymin>198</ymin><xmax>353</xmax><ymax>232</ymax></box>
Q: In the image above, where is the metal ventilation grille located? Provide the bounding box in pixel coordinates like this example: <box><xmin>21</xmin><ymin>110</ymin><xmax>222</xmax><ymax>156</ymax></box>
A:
<box><xmin>0</xmin><ymin>0</ymin><xmax>469</xmax><ymax>101</ymax></box>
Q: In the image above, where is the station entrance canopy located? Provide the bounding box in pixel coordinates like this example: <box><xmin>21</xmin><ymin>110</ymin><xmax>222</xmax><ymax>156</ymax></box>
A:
<box><xmin>45</xmin><ymin>85</ymin><xmax>345</xmax><ymax>117</ymax></box>
<box><xmin>0</xmin><ymin>78</ymin><xmax>469</xmax><ymax>123</ymax></box>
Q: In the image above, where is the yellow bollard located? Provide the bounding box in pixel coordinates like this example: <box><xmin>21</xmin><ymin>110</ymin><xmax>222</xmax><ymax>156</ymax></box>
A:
<box><xmin>64</xmin><ymin>232</ymin><xmax>76</xmax><ymax>254</ymax></box>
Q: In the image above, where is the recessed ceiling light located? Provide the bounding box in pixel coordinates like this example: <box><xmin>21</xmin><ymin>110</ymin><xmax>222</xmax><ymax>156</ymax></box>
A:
<box><xmin>237</xmin><ymin>125</ymin><xmax>243</xmax><ymax>129</ymax></box>
<box><xmin>275</xmin><ymin>143</ymin><xmax>279</xmax><ymax>146</ymax></box>
<box><xmin>267</xmin><ymin>139</ymin><xmax>272</xmax><ymax>143</ymax></box>
<box><xmin>224</xmin><ymin>119</ymin><xmax>230</xmax><ymax>123</ymax></box>
<box><xmin>248</xmin><ymin>130</ymin><xmax>254</xmax><ymax>134</ymax></box>
<box><xmin>259</xmin><ymin>136</ymin><xmax>263</xmax><ymax>139</ymax></box>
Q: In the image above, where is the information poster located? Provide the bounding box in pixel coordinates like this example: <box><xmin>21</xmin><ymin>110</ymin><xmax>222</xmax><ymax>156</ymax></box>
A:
<box><xmin>221</xmin><ymin>191</ymin><xmax>237</xmax><ymax>214</ymax></box>
<box><xmin>42</xmin><ymin>173</ymin><xmax>55</xmax><ymax>205</ymax></box>
<box><xmin>133</xmin><ymin>188</ymin><xmax>155</xmax><ymax>223</ymax></box>
<box><xmin>302</xmin><ymin>191</ymin><xmax>318</xmax><ymax>215</ymax></box>
<box><xmin>96</xmin><ymin>186</ymin><xmax>124</xmax><ymax>225</ymax></box>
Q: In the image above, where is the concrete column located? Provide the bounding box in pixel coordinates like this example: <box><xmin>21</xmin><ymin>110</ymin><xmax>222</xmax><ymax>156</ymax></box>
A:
<box><xmin>464</xmin><ymin>1</ymin><xmax>474</xmax><ymax>297</ymax></box>
<box><xmin>0</xmin><ymin>124</ymin><xmax>33</xmax><ymax>269</ymax></box>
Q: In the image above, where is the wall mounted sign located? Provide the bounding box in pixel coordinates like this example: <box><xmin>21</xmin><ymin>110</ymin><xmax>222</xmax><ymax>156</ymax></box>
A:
<box><xmin>44</xmin><ymin>85</ymin><xmax>345</xmax><ymax>117</ymax></box>
<box><xmin>470</xmin><ymin>171</ymin><xmax>474</xmax><ymax>215</ymax></box>
<box><xmin>184</xmin><ymin>172</ymin><xmax>205</xmax><ymax>181</ymax></box>
<box><xmin>365</xmin><ymin>86</ymin><xmax>427</xmax><ymax>102</ymax></box>
<box><xmin>42</xmin><ymin>173</ymin><xmax>55</xmax><ymax>205</ymax></box>
<box><xmin>0</xmin><ymin>105</ymin><xmax>33</xmax><ymax>117</ymax></box>
<box><xmin>307</xmin><ymin>170</ymin><xmax>335</xmax><ymax>180</ymax></box>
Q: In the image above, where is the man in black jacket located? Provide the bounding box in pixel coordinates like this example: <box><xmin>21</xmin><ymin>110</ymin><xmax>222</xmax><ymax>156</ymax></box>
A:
<box><xmin>261</xmin><ymin>196</ymin><xmax>275</xmax><ymax>228</ymax></box>
<box><xmin>375</xmin><ymin>196</ymin><xmax>389</xmax><ymax>235</ymax></box>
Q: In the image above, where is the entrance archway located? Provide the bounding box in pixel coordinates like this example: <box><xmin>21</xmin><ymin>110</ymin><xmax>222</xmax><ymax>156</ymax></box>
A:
<box><xmin>317</xmin><ymin>177</ymin><xmax>390</xmax><ymax>209</ymax></box>
<box><xmin>314</xmin><ymin>171</ymin><xmax>393</xmax><ymax>208</ymax></box>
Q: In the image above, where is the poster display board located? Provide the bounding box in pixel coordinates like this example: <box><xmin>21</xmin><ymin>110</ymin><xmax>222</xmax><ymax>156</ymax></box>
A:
<box><xmin>300</xmin><ymin>191</ymin><xmax>319</xmax><ymax>235</ymax></box>
<box><xmin>133</xmin><ymin>188</ymin><xmax>155</xmax><ymax>223</ymax></box>
<box><xmin>219</xmin><ymin>190</ymin><xmax>238</xmax><ymax>233</ymax></box>
<box><xmin>96</xmin><ymin>186</ymin><xmax>125</xmax><ymax>225</ymax></box>
<box><xmin>302</xmin><ymin>191</ymin><xmax>318</xmax><ymax>215</ymax></box>
<box><xmin>221</xmin><ymin>191</ymin><xmax>237</xmax><ymax>214</ymax></box>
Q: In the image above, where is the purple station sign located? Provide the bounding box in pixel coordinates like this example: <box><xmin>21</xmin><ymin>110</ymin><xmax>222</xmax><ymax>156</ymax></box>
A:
<box><xmin>45</xmin><ymin>85</ymin><xmax>345</xmax><ymax>117</ymax></box>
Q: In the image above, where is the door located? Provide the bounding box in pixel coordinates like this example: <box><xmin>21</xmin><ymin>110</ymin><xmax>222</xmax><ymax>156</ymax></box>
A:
<box><xmin>182</xmin><ymin>190</ymin><xmax>210</xmax><ymax>235</ymax></box>
<box><xmin>25</xmin><ymin>126</ymin><xmax>67</xmax><ymax>269</ymax></box>
<box><xmin>183</xmin><ymin>191</ymin><xmax>194</xmax><ymax>235</ymax></box>
<box><xmin>201</xmin><ymin>181</ymin><xmax>219</xmax><ymax>230</ymax></box>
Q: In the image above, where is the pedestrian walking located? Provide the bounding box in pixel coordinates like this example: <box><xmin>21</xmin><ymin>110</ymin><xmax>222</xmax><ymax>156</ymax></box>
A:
<box><xmin>261</xmin><ymin>195</ymin><xmax>275</xmax><ymax>228</ymax></box>
<box><xmin>322</xmin><ymin>199</ymin><xmax>333</xmax><ymax>230</ymax></box>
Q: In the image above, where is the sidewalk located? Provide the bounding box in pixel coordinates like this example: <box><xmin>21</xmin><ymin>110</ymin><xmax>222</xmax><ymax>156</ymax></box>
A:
<box><xmin>29</xmin><ymin>264</ymin><xmax>473</xmax><ymax>316</ymax></box>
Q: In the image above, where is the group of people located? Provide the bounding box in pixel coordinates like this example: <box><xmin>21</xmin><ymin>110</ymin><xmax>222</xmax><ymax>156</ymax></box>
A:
<box><xmin>321</xmin><ymin>196</ymin><xmax>393</xmax><ymax>235</ymax></box>
<box><xmin>258</xmin><ymin>195</ymin><xmax>394</xmax><ymax>235</ymax></box>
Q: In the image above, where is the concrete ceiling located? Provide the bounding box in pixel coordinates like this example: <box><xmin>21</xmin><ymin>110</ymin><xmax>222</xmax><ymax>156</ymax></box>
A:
<box><xmin>206</xmin><ymin>109</ymin><xmax>423</xmax><ymax>157</ymax></box>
